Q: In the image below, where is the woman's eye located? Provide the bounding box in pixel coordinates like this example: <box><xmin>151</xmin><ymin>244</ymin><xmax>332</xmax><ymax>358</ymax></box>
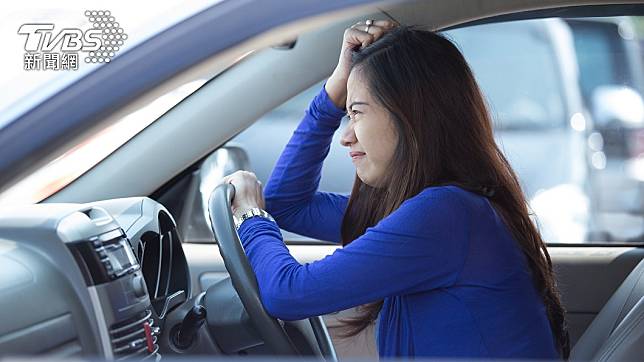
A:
<box><xmin>346</xmin><ymin>110</ymin><xmax>361</xmax><ymax>120</ymax></box>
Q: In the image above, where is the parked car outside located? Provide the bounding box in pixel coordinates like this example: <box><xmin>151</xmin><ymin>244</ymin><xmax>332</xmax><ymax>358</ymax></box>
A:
<box><xmin>565</xmin><ymin>16</ymin><xmax>644</xmax><ymax>241</ymax></box>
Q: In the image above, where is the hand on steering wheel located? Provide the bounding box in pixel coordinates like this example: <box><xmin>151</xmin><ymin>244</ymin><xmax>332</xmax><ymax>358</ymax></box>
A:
<box><xmin>221</xmin><ymin>170</ymin><xmax>264</xmax><ymax>219</ymax></box>
<box><xmin>206</xmin><ymin>180</ymin><xmax>337</xmax><ymax>360</ymax></box>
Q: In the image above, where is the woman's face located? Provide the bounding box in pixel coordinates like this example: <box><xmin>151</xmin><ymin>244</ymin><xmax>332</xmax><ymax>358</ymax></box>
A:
<box><xmin>341</xmin><ymin>68</ymin><xmax>398</xmax><ymax>188</ymax></box>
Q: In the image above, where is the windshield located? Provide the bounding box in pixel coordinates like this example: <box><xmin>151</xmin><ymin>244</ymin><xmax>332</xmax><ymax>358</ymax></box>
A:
<box><xmin>0</xmin><ymin>0</ymin><xmax>223</xmax><ymax>125</ymax></box>
<box><xmin>0</xmin><ymin>1</ymin><xmax>228</xmax><ymax>204</ymax></box>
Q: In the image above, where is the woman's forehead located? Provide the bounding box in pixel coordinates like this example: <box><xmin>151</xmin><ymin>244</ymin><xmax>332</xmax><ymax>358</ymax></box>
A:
<box><xmin>346</xmin><ymin>72</ymin><xmax>371</xmax><ymax>106</ymax></box>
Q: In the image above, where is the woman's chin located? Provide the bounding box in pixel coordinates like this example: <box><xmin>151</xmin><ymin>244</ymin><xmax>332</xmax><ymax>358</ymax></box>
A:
<box><xmin>356</xmin><ymin>172</ymin><xmax>368</xmax><ymax>186</ymax></box>
<box><xmin>356</xmin><ymin>172</ymin><xmax>378</xmax><ymax>188</ymax></box>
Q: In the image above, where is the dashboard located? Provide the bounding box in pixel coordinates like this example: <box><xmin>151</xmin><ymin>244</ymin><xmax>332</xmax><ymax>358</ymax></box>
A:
<box><xmin>0</xmin><ymin>197</ymin><xmax>191</xmax><ymax>359</ymax></box>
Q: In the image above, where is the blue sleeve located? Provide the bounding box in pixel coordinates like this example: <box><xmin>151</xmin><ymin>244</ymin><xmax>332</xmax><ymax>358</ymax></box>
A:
<box><xmin>263</xmin><ymin>83</ymin><xmax>349</xmax><ymax>244</ymax></box>
<box><xmin>238</xmin><ymin>187</ymin><xmax>472</xmax><ymax>321</ymax></box>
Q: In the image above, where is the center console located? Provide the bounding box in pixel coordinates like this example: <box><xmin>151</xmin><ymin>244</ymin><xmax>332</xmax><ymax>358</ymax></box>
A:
<box><xmin>65</xmin><ymin>209</ymin><xmax>160</xmax><ymax>360</ymax></box>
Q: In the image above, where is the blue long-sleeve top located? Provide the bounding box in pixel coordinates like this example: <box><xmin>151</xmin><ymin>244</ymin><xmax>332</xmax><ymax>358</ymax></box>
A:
<box><xmin>237</xmin><ymin>84</ymin><xmax>560</xmax><ymax>359</ymax></box>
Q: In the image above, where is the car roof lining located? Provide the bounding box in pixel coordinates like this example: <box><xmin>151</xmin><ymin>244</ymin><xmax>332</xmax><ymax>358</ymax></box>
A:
<box><xmin>48</xmin><ymin>0</ymin><xmax>644</xmax><ymax>203</ymax></box>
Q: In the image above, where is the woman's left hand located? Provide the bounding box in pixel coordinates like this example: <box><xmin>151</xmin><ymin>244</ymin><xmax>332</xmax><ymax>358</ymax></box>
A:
<box><xmin>221</xmin><ymin>170</ymin><xmax>265</xmax><ymax>218</ymax></box>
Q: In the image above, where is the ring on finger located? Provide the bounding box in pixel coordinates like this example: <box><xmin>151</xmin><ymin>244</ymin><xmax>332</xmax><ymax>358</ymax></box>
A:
<box><xmin>365</xmin><ymin>19</ymin><xmax>374</xmax><ymax>32</ymax></box>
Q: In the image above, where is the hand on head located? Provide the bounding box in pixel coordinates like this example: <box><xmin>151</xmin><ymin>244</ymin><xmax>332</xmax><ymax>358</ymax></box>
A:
<box><xmin>325</xmin><ymin>19</ymin><xmax>398</xmax><ymax>109</ymax></box>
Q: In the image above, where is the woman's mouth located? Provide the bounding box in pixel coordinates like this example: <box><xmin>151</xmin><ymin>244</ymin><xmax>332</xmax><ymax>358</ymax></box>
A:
<box><xmin>350</xmin><ymin>151</ymin><xmax>366</xmax><ymax>161</ymax></box>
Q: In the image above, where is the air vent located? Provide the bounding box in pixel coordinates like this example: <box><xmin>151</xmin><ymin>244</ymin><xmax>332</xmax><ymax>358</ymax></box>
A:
<box><xmin>109</xmin><ymin>309</ymin><xmax>159</xmax><ymax>360</ymax></box>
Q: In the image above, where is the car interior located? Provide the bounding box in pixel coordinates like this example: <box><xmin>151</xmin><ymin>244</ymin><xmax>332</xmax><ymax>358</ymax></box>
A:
<box><xmin>1</xmin><ymin>0</ymin><xmax>644</xmax><ymax>361</ymax></box>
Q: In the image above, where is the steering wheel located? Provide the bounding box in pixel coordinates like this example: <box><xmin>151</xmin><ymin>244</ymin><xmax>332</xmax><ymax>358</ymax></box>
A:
<box><xmin>207</xmin><ymin>182</ymin><xmax>338</xmax><ymax>360</ymax></box>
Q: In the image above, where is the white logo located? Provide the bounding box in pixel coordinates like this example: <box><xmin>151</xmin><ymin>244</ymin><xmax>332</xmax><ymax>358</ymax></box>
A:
<box><xmin>18</xmin><ymin>10</ymin><xmax>128</xmax><ymax>71</ymax></box>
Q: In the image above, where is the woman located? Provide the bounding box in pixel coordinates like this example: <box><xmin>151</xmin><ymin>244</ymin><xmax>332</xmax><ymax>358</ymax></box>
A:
<box><xmin>221</xmin><ymin>20</ymin><xmax>569</xmax><ymax>359</ymax></box>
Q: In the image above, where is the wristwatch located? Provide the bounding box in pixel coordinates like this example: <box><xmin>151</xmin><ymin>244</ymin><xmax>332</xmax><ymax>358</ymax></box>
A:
<box><xmin>233</xmin><ymin>207</ymin><xmax>276</xmax><ymax>231</ymax></box>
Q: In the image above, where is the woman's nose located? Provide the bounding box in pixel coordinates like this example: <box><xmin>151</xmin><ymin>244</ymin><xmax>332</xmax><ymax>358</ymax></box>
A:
<box><xmin>340</xmin><ymin>122</ymin><xmax>357</xmax><ymax>147</ymax></box>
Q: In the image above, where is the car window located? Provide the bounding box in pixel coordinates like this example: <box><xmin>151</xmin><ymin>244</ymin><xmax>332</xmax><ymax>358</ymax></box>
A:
<box><xmin>566</xmin><ymin>19</ymin><xmax>636</xmax><ymax>102</ymax></box>
<box><xmin>228</xmin><ymin>16</ymin><xmax>644</xmax><ymax>245</ymax></box>
<box><xmin>0</xmin><ymin>1</ymin><xmax>244</xmax><ymax>205</ymax></box>
<box><xmin>0</xmin><ymin>1</ymin><xmax>223</xmax><ymax>121</ymax></box>
<box><xmin>0</xmin><ymin>79</ymin><xmax>208</xmax><ymax>204</ymax></box>
<box><xmin>447</xmin><ymin>19</ymin><xmax>568</xmax><ymax>130</ymax></box>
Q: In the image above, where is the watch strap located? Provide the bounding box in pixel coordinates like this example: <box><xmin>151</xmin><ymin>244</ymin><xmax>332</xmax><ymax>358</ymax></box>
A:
<box><xmin>234</xmin><ymin>208</ymin><xmax>276</xmax><ymax>230</ymax></box>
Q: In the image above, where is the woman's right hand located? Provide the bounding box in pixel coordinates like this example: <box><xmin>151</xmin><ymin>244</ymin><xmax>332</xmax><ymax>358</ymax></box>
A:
<box><xmin>325</xmin><ymin>19</ymin><xmax>398</xmax><ymax>109</ymax></box>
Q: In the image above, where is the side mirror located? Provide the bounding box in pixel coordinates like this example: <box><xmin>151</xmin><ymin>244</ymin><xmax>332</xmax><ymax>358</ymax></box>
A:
<box><xmin>177</xmin><ymin>143</ymin><xmax>250</xmax><ymax>242</ymax></box>
<box><xmin>591</xmin><ymin>85</ymin><xmax>644</xmax><ymax>128</ymax></box>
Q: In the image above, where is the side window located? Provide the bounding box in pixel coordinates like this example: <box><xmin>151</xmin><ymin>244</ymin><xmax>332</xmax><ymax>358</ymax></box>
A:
<box><xmin>445</xmin><ymin>19</ymin><xmax>568</xmax><ymax>130</ymax></box>
<box><xmin>444</xmin><ymin>16</ymin><xmax>644</xmax><ymax>244</ymax></box>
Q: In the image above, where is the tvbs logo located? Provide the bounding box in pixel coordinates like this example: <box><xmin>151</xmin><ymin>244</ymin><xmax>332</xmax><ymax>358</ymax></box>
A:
<box><xmin>18</xmin><ymin>24</ymin><xmax>102</xmax><ymax>52</ymax></box>
<box><xmin>18</xmin><ymin>10</ymin><xmax>127</xmax><ymax>71</ymax></box>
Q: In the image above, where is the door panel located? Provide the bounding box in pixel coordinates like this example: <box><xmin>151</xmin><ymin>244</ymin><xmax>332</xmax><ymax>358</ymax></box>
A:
<box><xmin>183</xmin><ymin>243</ymin><xmax>644</xmax><ymax>356</ymax></box>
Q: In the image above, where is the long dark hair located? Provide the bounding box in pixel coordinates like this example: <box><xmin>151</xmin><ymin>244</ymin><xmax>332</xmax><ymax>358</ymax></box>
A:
<box><xmin>332</xmin><ymin>25</ymin><xmax>570</xmax><ymax>359</ymax></box>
